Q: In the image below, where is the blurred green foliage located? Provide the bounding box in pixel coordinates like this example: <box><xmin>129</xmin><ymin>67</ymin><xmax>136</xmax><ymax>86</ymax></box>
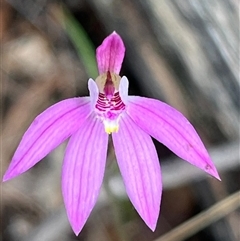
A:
<box><xmin>63</xmin><ymin>7</ymin><xmax>98</xmax><ymax>78</ymax></box>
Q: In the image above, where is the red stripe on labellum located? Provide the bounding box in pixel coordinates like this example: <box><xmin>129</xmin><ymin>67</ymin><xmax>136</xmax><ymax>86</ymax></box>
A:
<box><xmin>95</xmin><ymin>92</ymin><xmax>125</xmax><ymax>114</ymax></box>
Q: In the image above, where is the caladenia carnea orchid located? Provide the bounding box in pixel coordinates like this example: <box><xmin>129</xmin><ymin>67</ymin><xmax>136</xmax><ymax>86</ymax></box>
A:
<box><xmin>3</xmin><ymin>31</ymin><xmax>220</xmax><ymax>235</ymax></box>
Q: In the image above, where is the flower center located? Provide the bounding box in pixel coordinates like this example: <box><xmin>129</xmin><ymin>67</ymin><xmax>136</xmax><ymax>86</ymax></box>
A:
<box><xmin>95</xmin><ymin>72</ymin><xmax>125</xmax><ymax>134</ymax></box>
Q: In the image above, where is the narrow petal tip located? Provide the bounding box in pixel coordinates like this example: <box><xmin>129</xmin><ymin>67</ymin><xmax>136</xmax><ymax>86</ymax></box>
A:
<box><xmin>2</xmin><ymin>165</ymin><xmax>19</xmax><ymax>182</ymax></box>
<box><xmin>71</xmin><ymin>223</ymin><xmax>84</xmax><ymax>236</ymax></box>
<box><xmin>143</xmin><ymin>213</ymin><xmax>158</xmax><ymax>232</ymax></box>
<box><xmin>139</xmin><ymin>210</ymin><xmax>159</xmax><ymax>233</ymax></box>
<box><xmin>204</xmin><ymin>163</ymin><xmax>221</xmax><ymax>181</ymax></box>
<box><xmin>2</xmin><ymin>173</ymin><xmax>11</xmax><ymax>182</ymax></box>
<box><xmin>148</xmin><ymin>222</ymin><xmax>157</xmax><ymax>232</ymax></box>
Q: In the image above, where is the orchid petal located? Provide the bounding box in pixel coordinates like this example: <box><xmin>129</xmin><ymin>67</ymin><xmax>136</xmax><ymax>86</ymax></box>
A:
<box><xmin>96</xmin><ymin>31</ymin><xmax>125</xmax><ymax>74</ymax></box>
<box><xmin>119</xmin><ymin>76</ymin><xmax>129</xmax><ymax>104</ymax></box>
<box><xmin>127</xmin><ymin>96</ymin><xmax>220</xmax><ymax>180</ymax></box>
<box><xmin>3</xmin><ymin>98</ymin><xmax>91</xmax><ymax>181</ymax></box>
<box><xmin>62</xmin><ymin>115</ymin><xmax>108</xmax><ymax>235</ymax></box>
<box><xmin>88</xmin><ymin>78</ymin><xmax>99</xmax><ymax>107</ymax></box>
<box><xmin>112</xmin><ymin>115</ymin><xmax>162</xmax><ymax>231</ymax></box>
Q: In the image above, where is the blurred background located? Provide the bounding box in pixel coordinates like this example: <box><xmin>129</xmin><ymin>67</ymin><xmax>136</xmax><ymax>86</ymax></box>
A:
<box><xmin>1</xmin><ymin>0</ymin><xmax>239</xmax><ymax>241</ymax></box>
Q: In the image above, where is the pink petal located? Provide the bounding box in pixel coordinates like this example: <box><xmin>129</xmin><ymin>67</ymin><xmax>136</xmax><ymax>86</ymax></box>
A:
<box><xmin>112</xmin><ymin>115</ymin><xmax>162</xmax><ymax>231</ymax></box>
<box><xmin>62</xmin><ymin>115</ymin><xmax>108</xmax><ymax>235</ymax></box>
<box><xmin>127</xmin><ymin>96</ymin><xmax>220</xmax><ymax>180</ymax></box>
<box><xmin>96</xmin><ymin>31</ymin><xmax>125</xmax><ymax>74</ymax></box>
<box><xmin>3</xmin><ymin>97</ymin><xmax>91</xmax><ymax>181</ymax></box>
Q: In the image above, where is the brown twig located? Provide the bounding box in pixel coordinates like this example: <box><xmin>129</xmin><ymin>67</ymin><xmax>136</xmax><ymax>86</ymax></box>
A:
<box><xmin>153</xmin><ymin>191</ymin><xmax>240</xmax><ymax>241</ymax></box>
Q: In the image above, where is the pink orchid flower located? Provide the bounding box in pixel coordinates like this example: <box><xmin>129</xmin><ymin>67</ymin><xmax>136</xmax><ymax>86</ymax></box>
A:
<box><xmin>3</xmin><ymin>31</ymin><xmax>220</xmax><ymax>235</ymax></box>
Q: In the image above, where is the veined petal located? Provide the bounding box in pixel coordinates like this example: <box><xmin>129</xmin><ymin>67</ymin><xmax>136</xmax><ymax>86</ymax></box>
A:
<box><xmin>127</xmin><ymin>96</ymin><xmax>220</xmax><ymax>180</ymax></box>
<box><xmin>96</xmin><ymin>31</ymin><xmax>125</xmax><ymax>74</ymax></box>
<box><xmin>112</xmin><ymin>115</ymin><xmax>162</xmax><ymax>231</ymax></box>
<box><xmin>3</xmin><ymin>97</ymin><xmax>91</xmax><ymax>181</ymax></box>
<box><xmin>62</xmin><ymin>115</ymin><xmax>108</xmax><ymax>235</ymax></box>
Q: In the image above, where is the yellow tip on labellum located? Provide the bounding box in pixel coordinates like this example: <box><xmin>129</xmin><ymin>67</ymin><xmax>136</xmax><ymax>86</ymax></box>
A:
<box><xmin>104</xmin><ymin>122</ymin><xmax>119</xmax><ymax>134</ymax></box>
